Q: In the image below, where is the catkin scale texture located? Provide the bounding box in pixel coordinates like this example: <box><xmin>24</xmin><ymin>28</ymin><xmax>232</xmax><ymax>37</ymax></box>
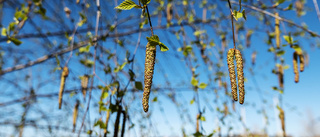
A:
<box><xmin>235</xmin><ymin>49</ymin><xmax>245</xmax><ymax>104</ymax></box>
<box><xmin>81</xmin><ymin>75</ymin><xmax>89</xmax><ymax>100</ymax></box>
<box><xmin>72</xmin><ymin>100</ymin><xmax>79</xmax><ymax>133</ymax></box>
<box><xmin>293</xmin><ymin>52</ymin><xmax>299</xmax><ymax>83</ymax></box>
<box><xmin>143</xmin><ymin>42</ymin><xmax>156</xmax><ymax>112</ymax></box>
<box><xmin>58</xmin><ymin>66</ymin><xmax>69</xmax><ymax>109</ymax></box>
<box><xmin>275</xmin><ymin>12</ymin><xmax>280</xmax><ymax>49</ymax></box>
<box><xmin>299</xmin><ymin>54</ymin><xmax>304</xmax><ymax>72</ymax></box>
<box><xmin>278</xmin><ymin>65</ymin><xmax>284</xmax><ymax>89</ymax></box>
<box><xmin>227</xmin><ymin>49</ymin><xmax>237</xmax><ymax>101</ymax></box>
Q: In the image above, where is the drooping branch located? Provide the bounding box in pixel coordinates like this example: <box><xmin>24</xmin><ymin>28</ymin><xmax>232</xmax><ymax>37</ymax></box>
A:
<box><xmin>230</xmin><ymin>1</ymin><xmax>320</xmax><ymax>37</ymax></box>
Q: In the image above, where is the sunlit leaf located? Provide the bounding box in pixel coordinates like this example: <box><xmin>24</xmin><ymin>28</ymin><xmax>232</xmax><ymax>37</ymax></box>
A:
<box><xmin>115</xmin><ymin>0</ymin><xmax>138</xmax><ymax>10</ymax></box>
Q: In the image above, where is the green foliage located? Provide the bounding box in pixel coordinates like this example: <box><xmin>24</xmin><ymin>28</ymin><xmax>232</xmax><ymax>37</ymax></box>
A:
<box><xmin>115</xmin><ymin>0</ymin><xmax>139</xmax><ymax>10</ymax></box>
<box><xmin>146</xmin><ymin>35</ymin><xmax>169</xmax><ymax>52</ymax></box>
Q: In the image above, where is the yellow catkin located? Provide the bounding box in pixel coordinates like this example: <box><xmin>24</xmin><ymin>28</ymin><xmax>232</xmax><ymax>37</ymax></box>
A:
<box><xmin>72</xmin><ymin>100</ymin><xmax>79</xmax><ymax>133</ymax></box>
<box><xmin>166</xmin><ymin>3</ymin><xmax>173</xmax><ymax>23</ymax></box>
<box><xmin>104</xmin><ymin>110</ymin><xmax>111</xmax><ymax>136</ymax></box>
<box><xmin>278</xmin><ymin>65</ymin><xmax>284</xmax><ymax>89</ymax></box>
<box><xmin>143</xmin><ymin>42</ymin><xmax>156</xmax><ymax>112</ymax></box>
<box><xmin>299</xmin><ymin>54</ymin><xmax>304</xmax><ymax>72</ymax></box>
<box><xmin>227</xmin><ymin>49</ymin><xmax>238</xmax><ymax>101</ymax></box>
<box><xmin>275</xmin><ymin>12</ymin><xmax>280</xmax><ymax>49</ymax></box>
<box><xmin>196</xmin><ymin>114</ymin><xmax>200</xmax><ymax>132</ymax></box>
<box><xmin>58</xmin><ymin>66</ymin><xmax>69</xmax><ymax>109</ymax></box>
<box><xmin>81</xmin><ymin>75</ymin><xmax>89</xmax><ymax>100</ymax></box>
<box><xmin>279</xmin><ymin>108</ymin><xmax>286</xmax><ymax>137</ymax></box>
<box><xmin>235</xmin><ymin>49</ymin><xmax>245</xmax><ymax>104</ymax></box>
<box><xmin>293</xmin><ymin>52</ymin><xmax>299</xmax><ymax>83</ymax></box>
<box><xmin>224</xmin><ymin>103</ymin><xmax>228</xmax><ymax>117</ymax></box>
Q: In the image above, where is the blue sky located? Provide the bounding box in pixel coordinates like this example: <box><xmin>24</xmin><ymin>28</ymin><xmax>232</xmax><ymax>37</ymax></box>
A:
<box><xmin>1</xmin><ymin>0</ymin><xmax>320</xmax><ymax>136</ymax></box>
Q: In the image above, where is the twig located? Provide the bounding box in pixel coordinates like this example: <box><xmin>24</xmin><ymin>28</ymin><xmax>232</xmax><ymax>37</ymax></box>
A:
<box><xmin>313</xmin><ymin>0</ymin><xmax>320</xmax><ymax>23</ymax></box>
<box><xmin>227</xmin><ymin>0</ymin><xmax>236</xmax><ymax>49</ymax></box>
<box><xmin>145</xmin><ymin>5</ymin><xmax>154</xmax><ymax>36</ymax></box>
<box><xmin>230</xmin><ymin>0</ymin><xmax>320</xmax><ymax>37</ymax></box>
<box><xmin>78</xmin><ymin>0</ymin><xmax>100</xmax><ymax>136</ymax></box>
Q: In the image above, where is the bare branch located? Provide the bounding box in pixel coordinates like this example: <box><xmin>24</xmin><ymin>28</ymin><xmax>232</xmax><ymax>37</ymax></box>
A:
<box><xmin>313</xmin><ymin>0</ymin><xmax>320</xmax><ymax>23</ymax></box>
<box><xmin>230</xmin><ymin>1</ymin><xmax>320</xmax><ymax>38</ymax></box>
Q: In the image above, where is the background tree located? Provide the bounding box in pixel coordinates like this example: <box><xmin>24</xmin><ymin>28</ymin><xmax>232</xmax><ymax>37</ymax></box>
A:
<box><xmin>1</xmin><ymin>0</ymin><xmax>320</xmax><ymax>136</ymax></box>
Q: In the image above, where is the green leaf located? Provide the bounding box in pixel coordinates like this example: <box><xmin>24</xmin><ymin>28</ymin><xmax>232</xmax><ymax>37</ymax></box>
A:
<box><xmin>1</xmin><ymin>28</ymin><xmax>7</xmax><ymax>36</ymax></box>
<box><xmin>191</xmin><ymin>77</ymin><xmax>198</xmax><ymax>86</ymax></box>
<box><xmin>135</xmin><ymin>81</ymin><xmax>143</xmax><ymax>90</ymax></box>
<box><xmin>146</xmin><ymin>35</ymin><xmax>160</xmax><ymax>46</ymax></box>
<box><xmin>190</xmin><ymin>99</ymin><xmax>195</xmax><ymax>104</ymax></box>
<box><xmin>193</xmin><ymin>30</ymin><xmax>206</xmax><ymax>36</ymax></box>
<box><xmin>101</xmin><ymin>92</ymin><xmax>109</xmax><ymax>99</ymax></box>
<box><xmin>159</xmin><ymin>42</ymin><xmax>169</xmax><ymax>52</ymax></box>
<box><xmin>200</xmin><ymin>116</ymin><xmax>206</xmax><ymax>121</ymax></box>
<box><xmin>9</xmin><ymin>37</ymin><xmax>22</xmax><ymax>46</ymax></box>
<box><xmin>276</xmin><ymin>50</ymin><xmax>285</xmax><ymax>56</ymax></box>
<box><xmin>283</xmin><ymin>35</ymin><xmax>294</xmax><ymax>44</ymax></box>
<box><xmin>233</xmin><ymin>10</ymin><xmax>243</xmax><ymax>21</ymax></box>
<box><xmin>152</xmin><ymin>97</ymin><xmax>158</xmax><ymax>102</ymax></box>
<box><xmin>141</xmin><ymin>0</ymin><xmax>151</xmax><ymax>5</ymax></box>
<box><xmin>199</xmin><ymin>83</ymin><xmax>207</xmax><ymax>89</ymax></box>
<box><xmin>120</xmin><ymin>62</ymin><xmax>127</xmax><ymax>70</ymax></box>
<box><xmin>79</xmin><ymin>45</ymin><xmax>91</xmax><ymax>53</ymax></box>
<box><xmin>242</xmin><ymin>9</ymin><xmax>246</xmax><ymax>20</ymax></box>
<box><xmin>115</xmin><ymin>0</ymin><xmax>138</xmax><ymax>10</ymax></box>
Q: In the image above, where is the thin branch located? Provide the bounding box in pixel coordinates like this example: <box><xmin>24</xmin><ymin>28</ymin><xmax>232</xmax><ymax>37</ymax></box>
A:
<box><xmin>78</xmin><ymin>0</ymin><xmax>100</xmax><ymax>136</ymax></box>
<box><xmin>227</xmin><ymin>0</ymin><xmax>236</xmax><ymax>49</ymax></box>
<box><xmin>146</xmin><ymin>5</ymin><xmax>154</xmax><ymax>36</ymax></box>
<box><xmin>0</xmin><ymin>19</ymin><xmax>217</xmax><ymax>75</ymax></box>
<box><xmin>313</xmin><ymin>0</ymin><xmax>320</xmax><ymax>23</ymax></box>
<box><xmin>230</xmin><ymin>1</ymin><xmax>320</xmax><ymax>37</ymax></box>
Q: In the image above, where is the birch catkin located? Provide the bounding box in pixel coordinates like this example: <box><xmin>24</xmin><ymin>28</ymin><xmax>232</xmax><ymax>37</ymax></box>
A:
<box><xmin>235</xmin><ymin>49</ymin><xmax>245</xmax><ymax>104</ymax></box>
<box><xmin>72</xmin><ymin>100</ymin><xmax>79</xmax><ymax>133</ymax></box>
<box><xmin>81</xmin><ymin>75</ymin><xmax>89</xmax><ymax>100</ymax></box>
<box><xmin>299</xmin><ymin>54</ymin><xmax>304</xmax><ymax>72</ymax></box>
<box><xmin>278</xmin><ymin>65</ymin><xmax>284</xmax><ymax>89</ymax></box>
<box><xmin>58</xmin><ymin>66</ymin><xmax>69</xmax><ymax>109</ymax></box>
<box><xmin>227</xmin><ymin>49</ymin><xmax>238</xmax><ymax>101</ymax></box>
<box><xmin>143</xmin><ymin>42</ymin><xmax>156</xmax><ymax>112</ymax></box>
<box><xmin>279</xmin><ymin>108</ymin><xmax>286</xmax><ymax>137</ymax></box>
<box><xmin>275</xmin><ymin>12</ymin><xmax>280</xmax><ymax>49</ymax></box>
<box><xmin>293</xmin><ymin>52</ymin><xmax>299</xmax><ymax>83</ymax></box>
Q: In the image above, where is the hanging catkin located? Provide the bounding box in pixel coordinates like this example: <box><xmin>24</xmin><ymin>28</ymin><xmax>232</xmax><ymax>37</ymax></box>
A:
<box><xmin>81</xmin><ymin>75</ymin><xmax>89</xmax><ymax>100</ymax></box>
<box><xmin>58</xmin><ymin>66</ymin><xmax>69</xmax><ymax>109</ymax></box>
<box><xmin>279</xmin><ymin>108</ymin><xmax>286</xmax><ymax>137</ymax></box>
<box><xmin>166</xmin><ymin>3</ymin><xmax>173</xmax><ymax>23</ymax></box>
<box><xmin>143</xmin><ymin>42</ymin><xmax>156</xmax><ymax>112</ymax></box>
<box><xmin>293</xmin><ymin>52</ymin><xmax>299</xmax><ymax>83</ymax></box>
<box><xmin>275</xmin><ymin>12</ymin><xmax>280</xmax><ymax>49</ymax></box>
<box><xmin>72</xmin><ymin>100</ymin><xmax>79</xmax><ymax>133</ymax></box>
<box><xmin>278</xmin><ymin>65</ymin><xmax>284</xmax><ymax>89</ymax></box>
<box><xmin>235</xmin><ymin>49</ymin><xmax>245</xmax><ymax>104</ymax></box>
<box><xmin>299</xmin><ymin>53</ymin><xmax>304</xmax><ymax>72</ymax></box>
<box><xmin>227</xmin><ymin>49</ymin><xmax>238</xmax><ymax>101</ymax></box>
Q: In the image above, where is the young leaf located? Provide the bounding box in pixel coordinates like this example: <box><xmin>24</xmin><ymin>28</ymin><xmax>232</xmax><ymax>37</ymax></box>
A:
<box><xmin>146</xmin><ymin>35</ymin><xmax>160</xmax><ymax>46</ymax></box>
<box><xmin>159</xmin><ymin>42</ymin><xmax>169</xmax><ymax>52</ymax></box>
<box><xmin>1</xmin><ymin>28</ymin><xmax>7</xmax><ymax>36</ymax></box>
<box><xmin>242</xmin><ymin>9</ymin><xmax>246</xmax><ymax>20</ymax></box>
<box><xmin>199</xmin><ymin>83</ymin><xmax>207</xmax><ymax>89</ymax></box>
<box><xmin>191</xmin><ymin>77</ymin><xmax>198</xmax><ymax>86</ymax></box>
<box><xmin>141</xmin><ymin>0</ymin><xmax>151</xmax><ymax>5</ymax></box>
<box><xmin>9</xmin><ymin>37</ymin><xmax>22</xmax><ymax>46</ymax></box>
<box><xmin>115</xmin><ymin>0</ymin><xmax>138</xmax><ymax>10</ymax></box>
<box><xmin>135</xmin><ymin>81</ymin><xmax>143</xmax><ymax>90</ymax></box>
